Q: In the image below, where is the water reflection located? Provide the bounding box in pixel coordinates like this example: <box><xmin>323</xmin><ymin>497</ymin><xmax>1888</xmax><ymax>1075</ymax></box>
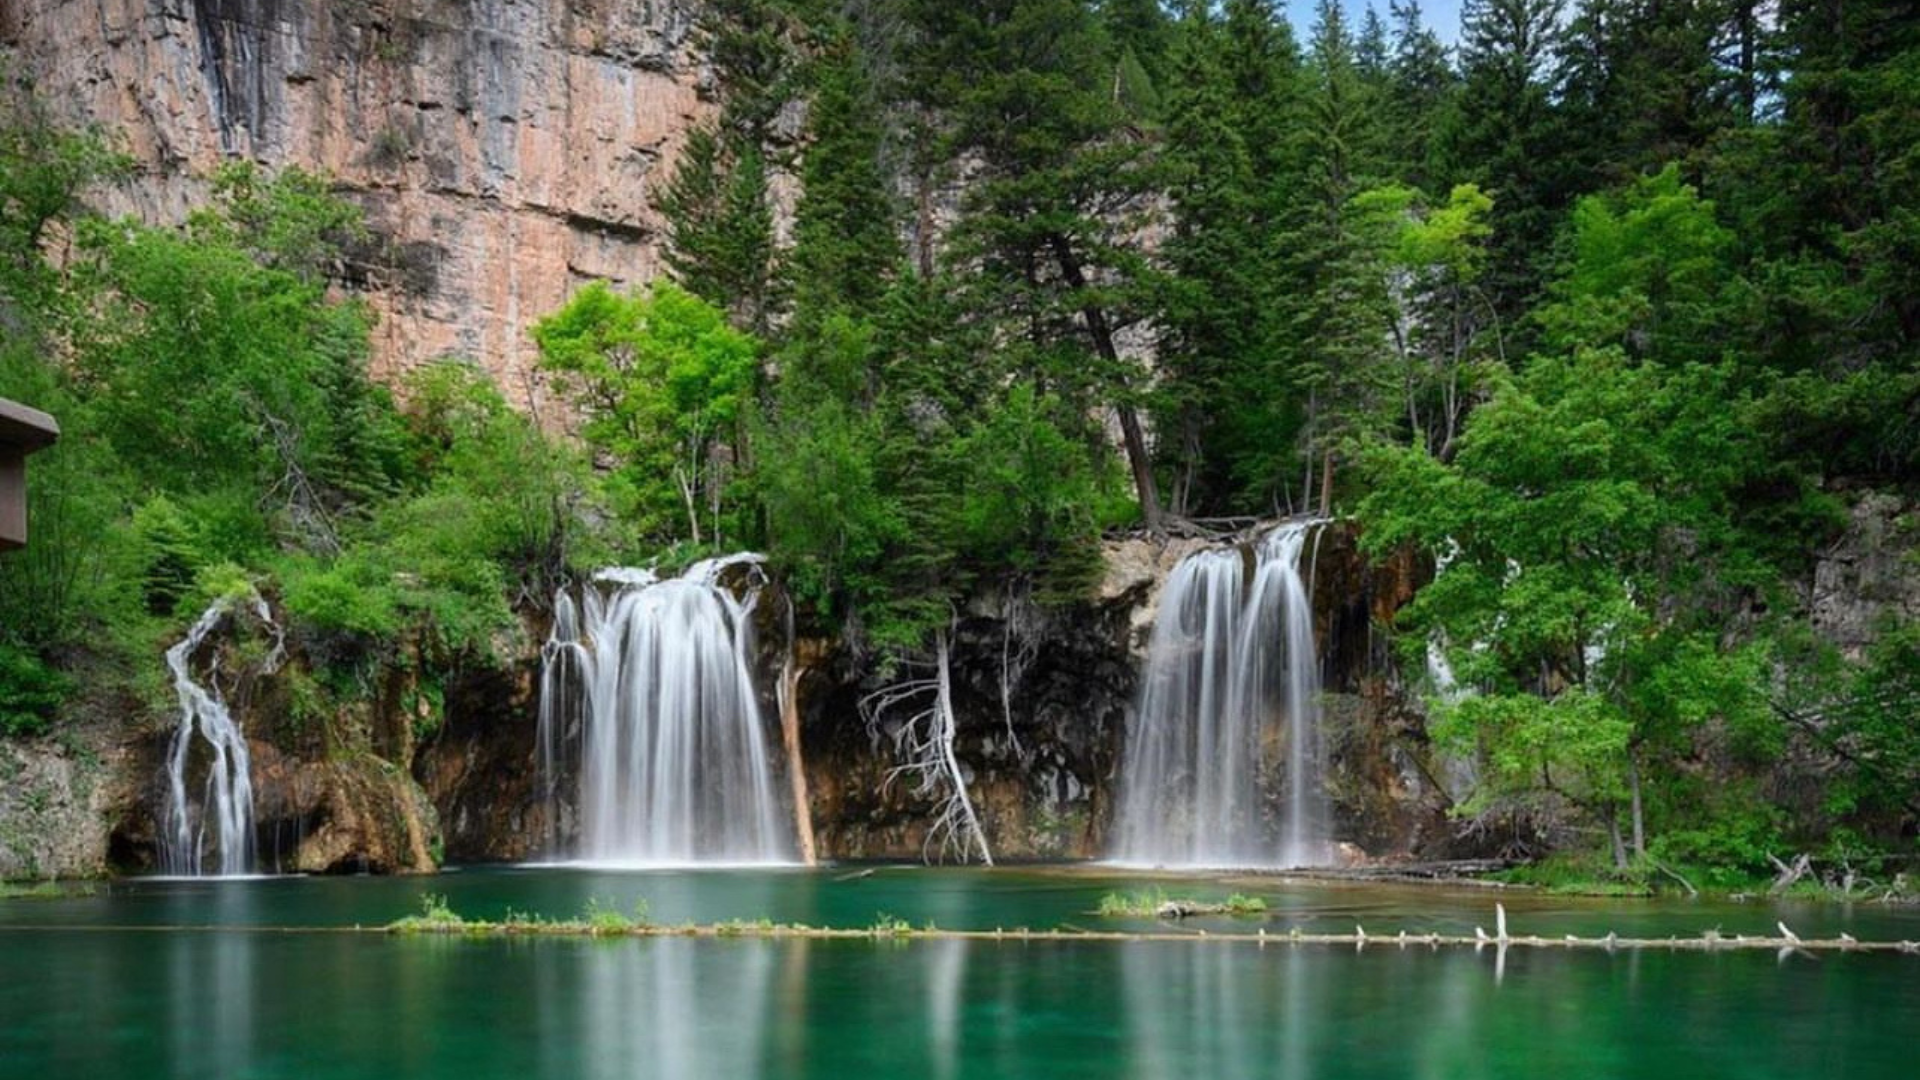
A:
<box><xmin>1121</xmin><ymin>942</ymin><xmax>1319</xmax><ymax>1080</ymax></box>
<box><xmin>926</xmin><ymin>939</ymin><xmax>966</xmax><ymax>1080</ymax></box>
<box><xmin>4</xmin><ymin>905</ymin><xmax>1917</xmax><ymax>1079</ymax></box>
<box><xmin>164</xmin><ymin>887</ymin><xmax>254</xmax><ymax>1079</ymax></box>
<box><xmin>567</xmin><ymin>940</ymin><xmax>778</xmax><ymax>1079</ymax></box>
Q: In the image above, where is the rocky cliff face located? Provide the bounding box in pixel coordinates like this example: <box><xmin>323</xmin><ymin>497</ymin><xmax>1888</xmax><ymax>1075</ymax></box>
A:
<box><xmin>0</xmin><ymin>521</ymin><xmax>1496</xmax><ymax>878</ymax></box>
<box><xmin>797</xmin><ymin>592</ymin><xmax>1137</xmax><ymax>862</ymax></box>
<box><xmin>42</xmin><ymin>499</ymin><xmax>1912</xmax><ymax>880</ymax></box>
<box><xmin>413</xmin><ymin>645</ymin><xmax>550</xmax><ymax>863</ymax></box>
<box><xmin>0</xmin><ymin>732</ymin><xmax>131</xmax><ymax>879</ymax></box>
<box><xmin>1805</xmin><ymin>492</ymin><xmax>1920</xmax><ymax>662</ymax></box>
<box><xmin>3</xmin><ymin>0</ymin><xmax>710</xmax><ymax>415</ymax></box>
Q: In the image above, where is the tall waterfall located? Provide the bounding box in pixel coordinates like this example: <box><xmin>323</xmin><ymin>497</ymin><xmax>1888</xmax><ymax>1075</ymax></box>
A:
<box><xmin>1111</xmin><ymin>521</ymin><xmax>1330</xmax><ymax>868</ymax></box>
<box><xmin>538</xmin><ymin>556</ymin><xmax>793</xmax><ymax>865</ymax></box>
<box><xmin>160</xmin><ymin>594</ymin><xmax>280</xmax><ymax>876</ymax></box>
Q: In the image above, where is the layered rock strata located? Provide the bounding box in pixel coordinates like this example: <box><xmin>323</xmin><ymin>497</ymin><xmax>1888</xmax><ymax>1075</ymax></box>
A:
<box><xmin>4</xmin><ymin>0</ymin><xmax>710</xmax><ymax>415</ymax></box>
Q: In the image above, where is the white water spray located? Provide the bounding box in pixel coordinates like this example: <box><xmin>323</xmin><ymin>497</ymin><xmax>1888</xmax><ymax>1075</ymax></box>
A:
<box><xmin>1111</xmin><ymin>521</ymin><xmax>1331</xmax><ymax>868</ymax></box>
<box><xmin>538</xmin><ymin>557</ymin><xmax>793</xmax><ymax>865</ymax></box>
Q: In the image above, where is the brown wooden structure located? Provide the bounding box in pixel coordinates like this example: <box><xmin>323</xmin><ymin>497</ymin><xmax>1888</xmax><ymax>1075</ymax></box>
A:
<box><xmin>0</xmin><ymin>397</ymin><xmax>60</xmax><ymax>551</ymax></box>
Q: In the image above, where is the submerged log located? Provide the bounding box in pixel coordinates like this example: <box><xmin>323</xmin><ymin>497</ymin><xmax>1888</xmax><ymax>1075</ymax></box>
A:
<box><xmin>352</xmin><ymin>901</ymin><xmax>1920</xmax><ymax>955</ymax></box>
<box><xmin>362</xmin><ymin>920</ymin><xmax>1920</xmax><ymax>953</ymax></box>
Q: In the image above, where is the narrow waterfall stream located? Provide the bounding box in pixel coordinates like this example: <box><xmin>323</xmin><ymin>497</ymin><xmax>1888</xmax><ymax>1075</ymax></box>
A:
<box><xmin>538</xmin><ymin>557</ymin><xmax>794</xmax><ymax>865</ymax></box>
<box><xmin>160</xmin><ymin>594</ymin><xmax>280</xmax><ymax>876</ymax></box>
<box><xmin>1111</xmin><ymin>521</ymin><xmax>1330</xmax><ymax>868</ymax></box>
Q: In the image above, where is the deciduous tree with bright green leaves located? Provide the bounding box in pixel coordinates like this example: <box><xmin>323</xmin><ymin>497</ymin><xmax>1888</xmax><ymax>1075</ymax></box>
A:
<box><xmin>1360</xmin><ymin>346</ymin><xmax>1773</xmax><ymax>869</ymax></box>
<box><xmin>1359</xmin><ymin>169</ymin><xmax>1778</xmax><ymax>871</ymax></box>
<box><xmin>533</xmin><ymin>281</ymin><xmax>760</xmax><ymax>548</ymax></box>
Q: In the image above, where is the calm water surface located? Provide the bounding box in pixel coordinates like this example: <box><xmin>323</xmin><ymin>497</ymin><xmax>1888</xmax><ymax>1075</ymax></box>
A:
<box><xmin>3</xmin><ymin>866</ymin><xmax>1916</xmax><ymax>1079</ymax></box>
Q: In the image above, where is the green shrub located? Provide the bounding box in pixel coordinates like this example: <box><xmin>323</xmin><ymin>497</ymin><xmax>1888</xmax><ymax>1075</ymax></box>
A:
<box><xmin>582</xmin><ymin>897</ymin><xmax>649</xmax><ymax>933</ymax></box>
<box><xmin>0</xmin><ymin>644</ymin><xmax>72</xmax><ymax>736</ymax></box>
<box><xmin>281</xmin><ymin>556</ymin><xmax>402</xmax><ymax>639</ymax></box>
<box><xmin>1649</xmin><ymin>799</ymin><xmax>1786</xmax><ymax>889</ymax></box>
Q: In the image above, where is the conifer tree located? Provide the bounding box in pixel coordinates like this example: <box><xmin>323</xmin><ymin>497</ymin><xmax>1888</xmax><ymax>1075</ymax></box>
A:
<box><xmin>1433</xmin><ymin>0</ymin><xmax>1570</xmax><ymax>325</ymax></box>
<box><xmin>654</xmin><ymin>127</ymin><xmax>780</xmax><ymax>333</ymax></box>
<box><xmin>896</xmin><ymin>0</ymin><xmax>1168</xmax><ymax>532</ymax></box>
<box><xmin>1290</xmin><ymin>0</ymin><xmax>1396</xmax><ymax>511</ymax></box>
<box><xmin>786</xmin><ymin>44</ymin><xmax>900</xmax><ymax>327</ymax></box>
<box><xmin>1385</xmin><ymin>0</ymin><xmax>1454</xmax><ymax>190</ymax></box>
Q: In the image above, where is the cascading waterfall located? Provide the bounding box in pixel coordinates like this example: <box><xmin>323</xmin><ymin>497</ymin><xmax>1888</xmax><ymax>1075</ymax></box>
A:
<box><xmin>538</xmin><ymin>589</ymin><xmax>590</xmax><ymax>856</ymax></box>
<box><xmin>1111</xmin><ymin>520</ymin><xmax>1331</xmax><ymax>868</ymax></box>
<box><xmin>538</xmin><ymin>556</ymin><xmax>793</xmax><ymax>865</ymax></box>
<box><xmin>160</xmin><ymin>593</ymin><xmax>280</xmax><ymax>876</ymax></box>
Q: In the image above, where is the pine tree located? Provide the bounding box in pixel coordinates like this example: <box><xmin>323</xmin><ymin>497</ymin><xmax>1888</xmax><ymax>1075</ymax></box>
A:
<box><xmin>1286</xmin><ymin>0</ymin><xmax>1398</xmax><ymax>512</ymax></box>
<box><xmin>1385</xmin><ymin>0</ymin><xmax>1454</xmax><ymax>190</ymax></box>
<box><xmin>896</xmin><ymin>0</ymin><xmax>1169</xmax><ymax>532</ymax></box>
<box><xmin>1219</xmin><ymin>0</ymin><xmax>1308</xmax><ymax>183</ymax></box>
<box><xmin>786</xmin><ymin>44</ymin><xmax>901</xmax><ymax>327</ymax></box>
<box><xmin>1356</xmin><ymin>4</ymin><xmax>1393</xmax><ymax>79</ymax></box>
<box><xmin>1556</xmin><ymin>0</ymin><xmax>1737</xmax><ymax>185</ymax></box>
<box><xmin>654</xmin><ymin>127</ymin><xmax>779</xmax><ymax>333</ymax></box>
<box><xmin>1432</xmin><ymin>0</ymin><xmax>1571</xmax><ymax>328</ymax></box>
<box><xmin>1155</xmin><ymin>5</ymin><xmax>1294</xmax><ymax>514</ymax></box>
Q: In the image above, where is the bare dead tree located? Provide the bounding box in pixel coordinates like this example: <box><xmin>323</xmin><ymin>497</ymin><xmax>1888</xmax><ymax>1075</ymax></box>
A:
<box><xmin>861</xmin><ymin>628</ymin><xmax>993</xmax><ymax>865</ymax></box>
<box><xmin>258</xmin><ymin>409</ymin><xmax>340</xmax><ymax>556</ymax></box>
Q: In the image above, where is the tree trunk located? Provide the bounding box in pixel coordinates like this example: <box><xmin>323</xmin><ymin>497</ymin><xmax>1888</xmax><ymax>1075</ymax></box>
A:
<box><xmin>1318</xmin><ymin>452</ymin><xmax>1334</xmax><ymax>518</ymax></box>
<box><xmin>675</xmin><ymin>464</ymin><xmax>702</xmax><ymax>546</ymax></box>
<box><xmin>914</xmin><ymin>162</ymin><xmax>936</xmax><ymax>279</ymax></box>
<box><xmin>1116</xmin><ymin>403</ymin><xmax>1163</xmax><ymax>533</ymax></box>
<box><xmin>935</xmin><ymin>630</ymin><xmax>993</xmax><ymax>866</ymax></box>
<box><xmin>1169</xmin><ymin>411</ymin><xmax>1200</xmax><ymax>518</ymax></box>
<box><xmin>1302</xmin><ymin>447</ymin><xmax>1315</xmax><ymax>519</ymax></box>
<box><xmin>1607</xmin><ymin>808</ymin><xmax>1629</xmax><ymax>871</ymax></box>
<box><xmin>1737</xmin><ymin>3</ymin><xmax>1758</xmax><ymax>123</ymax></box>
<box><xmin>1047</xmin><ymin>234</ymin><xmax>1163</xmax><ymax>534</ymax></box>
<box><xmin>1627</xmin><ymin>750</ymin><xmax>1646</xmax><ymax>860</ymax></box>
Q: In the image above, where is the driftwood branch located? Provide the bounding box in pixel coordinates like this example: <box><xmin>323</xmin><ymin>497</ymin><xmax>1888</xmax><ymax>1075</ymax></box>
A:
<box><xmin>1768</xmin><ymin>852</ymin><xmax>1813</xmax><ymax>896</ymax></box>
<box><xmin>1649</xmin><ymin>858</ymin><xmax>1699</xmax><ymax>898</ymax></box>
<box><xmin>861</xmin><ymin>629</ymin><xmax>993</xmax><ymax>866</ymax></box>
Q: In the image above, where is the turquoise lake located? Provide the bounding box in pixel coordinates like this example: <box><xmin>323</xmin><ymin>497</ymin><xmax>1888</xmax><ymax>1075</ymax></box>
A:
<box><xmin>3</xmin><ymin>866</ymin><xmax>1916</xmax><ymax>1078</ymax></box>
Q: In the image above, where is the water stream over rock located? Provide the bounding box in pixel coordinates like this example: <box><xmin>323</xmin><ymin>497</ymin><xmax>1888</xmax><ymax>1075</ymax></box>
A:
<box><xmin>538</xmin><ymin>557</ymin><xmax>793</xmax><ymax>865</ymax></box>
<box><xmin>1111</xmin><ymin>521</ymin><xmax>1330</xmax><ymax>868</ymax></box>
<box><xmin>160</xmin><ymin>594</ymin><xmax>281</xmax><ymax>876</ymax></box>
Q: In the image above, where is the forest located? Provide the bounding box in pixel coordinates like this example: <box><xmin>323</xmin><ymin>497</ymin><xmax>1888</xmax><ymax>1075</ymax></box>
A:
<box><xmin>2</xmin><ymin>0</ymin><xmax>1918</xmax><ymax>889</ymax></box>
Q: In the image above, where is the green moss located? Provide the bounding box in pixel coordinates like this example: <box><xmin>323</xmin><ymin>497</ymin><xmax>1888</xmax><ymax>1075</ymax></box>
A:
<box><xmin>1096</xmin><ymin>889</ymin><xmax>1166</xmax><ymax>917</ymax></box>
<box><xmin>1490</xmin><ymin>855</ymin><xmax>1658</xmax><ymax>898</ymax></box>
<box><xmin>582</xmin><ymin>897</ymin><xmax>650</xmax><ymax>934</ymax></box>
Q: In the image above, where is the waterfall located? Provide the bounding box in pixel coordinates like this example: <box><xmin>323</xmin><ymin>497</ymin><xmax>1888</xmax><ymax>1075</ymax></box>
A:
<box><xmin>1111</xmin><ymin>521</ymin><xmax>1330</xmax><ymax>868</ymax></box>
<box><xmin>537</xmin><ymin>556</ymin><xmax>793</xmax><ymax>865</ymax></box>
<box><xmin>161</xmin><ymin>594</ymin><xmax>280</xmax><ymax>876</ymax></box>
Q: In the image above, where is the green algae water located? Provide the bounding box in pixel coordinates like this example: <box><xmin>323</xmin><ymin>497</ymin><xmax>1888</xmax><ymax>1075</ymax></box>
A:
<box><xmin>4</xmin><ymin>868</ymin><xmax>1917</xmax><ymax>1079</ymax></box>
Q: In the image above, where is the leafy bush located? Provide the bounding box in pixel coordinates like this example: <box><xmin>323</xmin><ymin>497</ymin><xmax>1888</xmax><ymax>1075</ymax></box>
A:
<box><xmin>0</xmin><ymin>644</ymin><xmax>71</xmax><ymax>737</ymax></box>
<box><xmin>280</xmin><ymin>554</ymin><xmax>402</xmax><ymax>640</ymax></box>
<box><xmin>1648</xmin><ymin>799</ymin><xmax>1785</xmax><ymax>889</ymax></box>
